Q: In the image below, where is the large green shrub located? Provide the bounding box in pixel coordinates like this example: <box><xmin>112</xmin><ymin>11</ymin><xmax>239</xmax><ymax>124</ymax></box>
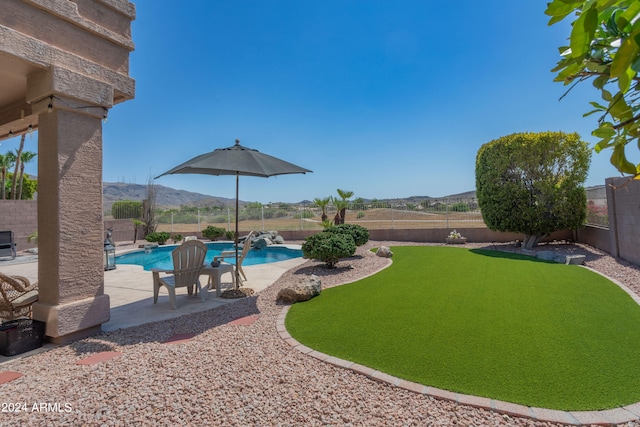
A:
<box><xmin>476</xmin><ymin>131</ymin><xmax>591</xmax><ymax>249</ymax></box>
<box><xmin>302</xmin><ymin>232</ymin><xmax>357</xmax><ymax>268</ymax></box>
<box><xmin>112</xmin><ymin>200</ymin><xmax>143</xmax><ymax>219</ymax></box>
<box><xmin>323</xmin><ymin>224</ymin><xmax>370</xmax><ymax>246</ymax></box>
<box><xmin>202</xmin><ymin>225</ymin><xmax>225</xmax><ymax>240</ymax></box>
<box><xmin>145</xmin><ymin>231</ymin><xmax>171</xmax><ymax>245</ymax></box>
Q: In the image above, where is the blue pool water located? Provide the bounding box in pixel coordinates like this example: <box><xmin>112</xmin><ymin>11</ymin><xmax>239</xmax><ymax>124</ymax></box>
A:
<box><xmin>117</xmin><ymin>242</ymin><xmax>303</xmax><ymax>271</ymax></box>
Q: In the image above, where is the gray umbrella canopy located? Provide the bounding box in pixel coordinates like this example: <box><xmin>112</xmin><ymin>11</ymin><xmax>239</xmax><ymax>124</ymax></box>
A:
<box><xmin>157</xmin><ymin>139</ymin><xmax>312</xmax><ymax>178</ymax></box>
<box><xmin>155</xmin><ymin>139</ymin><xmax>311</xmax><ymax>293</ymax></box>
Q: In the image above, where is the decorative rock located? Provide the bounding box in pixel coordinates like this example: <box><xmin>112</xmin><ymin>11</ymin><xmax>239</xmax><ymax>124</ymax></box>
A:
<box><xmin>273</xmin><ymin>235</ymin><xmax>285</xmax><ymax>244</ymax></box>
<box><xmin>253</xmin><ymin>237</ymin><xmax>272</xmax><ymax>250</ymax></box>
<box><xmin>535</xmin><ymin>251</ymin><xmax>557</xmax><ymax>261</ymax></box>
<box><xmin>276</xmin><ymin>275</ymin><xmax>321</xmax><ymax>304</ymax></box>
<box><xmin>376</xmin><ymin>246</ymin><xmax>393</xmax><ymax>258</ymax></box>
<box><xmin>446</xmin><ymin>237</ymin><xmax>467</xmax><ymax>244</ymax></box>
<box><xmin>184</xmin><ymin>236</ymin><xmax>197</xmax><ymax>242</ymax></box>
<box><xmin>565</xmin><ymin>254</ymin><xmax>586</xmax><ymax>265</ymax></box>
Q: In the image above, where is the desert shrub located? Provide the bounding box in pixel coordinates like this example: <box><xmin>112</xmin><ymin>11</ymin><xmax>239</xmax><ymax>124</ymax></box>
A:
<box><xmin>202</xmin><ymin>226</ymin><xmax>225</xmax><ymax>240</ymax></box>
<box><xmin>171</xmin><ymin>234</ymin><xmax>183</xmax><ymax>243</ymax></box>
<box><xmin>225</xmin><ymin>231</ymin><xmax>234</xmax><ymax>240</ymax></box>
<box><xmin>112</xmin><ymin>200</ymin><xmax>142</xmax><ymax>219</ymax></box>
<box><xmin>357</xmin><ymin>211</ymin><xmax>365</xmax><ymax>219</ymax></box>
<box><xmin>145</xmin><ymin>231</ymin><xmax>171</xmax><ymax>245</ymax></box>
<box><xmin>302</xmin><ymin>232</ymin><xmax>356</xmax><ymax>268</ymax></box>
<box><xmin>450</xmin><ymin>202</ymin><xmax>470</xmax><ymax>212</ymax></box>
<box><xmin>323</xmin><ymin>223</ymin><xmax>370</xmax><ymax>246</ymax></box>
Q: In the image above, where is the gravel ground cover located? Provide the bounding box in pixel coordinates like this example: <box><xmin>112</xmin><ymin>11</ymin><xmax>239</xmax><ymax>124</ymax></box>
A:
<box><xmin>0</xmin><ymin>240</ymin><xmax>639</xmax><ymax>426</ymax></box>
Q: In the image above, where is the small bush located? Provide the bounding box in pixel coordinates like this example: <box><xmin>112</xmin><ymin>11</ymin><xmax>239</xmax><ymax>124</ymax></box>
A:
<box><xmin>225</xmin><ymin>231</ymin><xmax>235</xmax><ymax>240</ymax></box>
<box><xmin>145</xmin><ymin>231</ymin><xmax>171</xmax><ymax>245</ymax></box>
<box><xmin>302</xmin><ymin>232</ymin><xmax>356</xmax><ymax>268</ymax></box>
<box><xmin>357</xmin><ymin>211</ymin><xmax>365</xmax><ymax>219</ymax></box>
<box><xmin>450</xmin><ymin>202</ymin><xmax>470</xmax><ymax>212</ymax></box>
<box><xmin>202</xmin><ymin>226</ymin><xmax>225</xmax><ymax>240</ymax></box>
<box><xmin>324</xmin><ymin>224</ymin><xmax>370</xmax><ymax>246</ymax></box>
<box><xmin>171</xmin><ymin>234</ymin><xmax>183</xmax><ymax>244</ymax></box>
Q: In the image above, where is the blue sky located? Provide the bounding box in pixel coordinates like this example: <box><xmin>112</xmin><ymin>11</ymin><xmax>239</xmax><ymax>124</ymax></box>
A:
<box><xmin>3</xmin><ymin>0</ymin><xmax>622</xmax><ymax>203</ymax></box>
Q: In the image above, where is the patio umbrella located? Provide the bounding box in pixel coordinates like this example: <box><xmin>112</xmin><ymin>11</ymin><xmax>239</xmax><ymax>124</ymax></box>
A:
<box><xmin>155</xmin><ymin>139</ymin><xmax>311</xmax><ymax>293</ymax></box>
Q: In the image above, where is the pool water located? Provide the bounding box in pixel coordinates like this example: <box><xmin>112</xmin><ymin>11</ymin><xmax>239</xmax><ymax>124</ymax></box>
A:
<box><xmin>117</xmin><ymin>242</ymin><xmax>303</xmax><ymax>271</ymax></box>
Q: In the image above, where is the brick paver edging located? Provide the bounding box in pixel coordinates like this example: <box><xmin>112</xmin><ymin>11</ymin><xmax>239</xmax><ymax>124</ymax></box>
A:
<box><xmin>277</xmin><ymin>306</ymin><xmax>640</xmax><ymax>426</ymax></box>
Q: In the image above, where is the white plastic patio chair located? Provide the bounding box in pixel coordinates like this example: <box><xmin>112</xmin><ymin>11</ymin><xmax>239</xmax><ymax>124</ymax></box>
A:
<box><xmin>152</xmin><ymin>240</ymin><xmax>207</xmax><ymax>309</ymax></box>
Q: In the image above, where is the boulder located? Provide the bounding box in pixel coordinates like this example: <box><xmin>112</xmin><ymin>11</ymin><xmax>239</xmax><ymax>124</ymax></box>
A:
<box><xmin>254</xmin><ymin>237</ymin><xmax>272</xmax><ymax>250</ymax></box>
<box><xmin>273</xmin><ymin>235</ymin><xmax>285</xmax><ymax>244</ymax></box>
<box><xmin>376</xmin><ymin>246</ymin><xmax>393</xmax><ymax>258</ymax></box>
<box><xmin>276</xmin><ymin>275</ymin><xmax>322</xmax><ymax>304</ymax></box>
<box><xmin>565</xmin><ymin>255</ymin><xmax>586</xmax><ymax>265</ymax></box>
<box><xmin>535</xmin><ymin>251</ymin><xmax>557</xmax><ymax>262</ymax></box>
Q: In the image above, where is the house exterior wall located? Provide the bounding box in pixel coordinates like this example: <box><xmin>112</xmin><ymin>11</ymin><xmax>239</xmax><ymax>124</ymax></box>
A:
<box><xmin>0</xmin><ymin>0</ymin><xmax>135</xmax><ymax>342</ymax></box>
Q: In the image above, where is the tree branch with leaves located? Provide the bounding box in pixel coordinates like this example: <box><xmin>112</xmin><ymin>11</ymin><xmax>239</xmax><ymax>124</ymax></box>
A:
<box><xmin>546</xmin><ymin>0</ymin><xmax>640</xmax><ymax>180</ymax></box>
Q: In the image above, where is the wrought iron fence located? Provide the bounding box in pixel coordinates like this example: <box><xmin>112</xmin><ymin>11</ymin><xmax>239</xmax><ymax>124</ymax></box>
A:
<box><xmin>106</xmin><ymin>191</ymin><xmax>610</xmax><ymax>234</ymax></box>
<box><xmin>585</xmin><ymin>186</ymin><xmax>608</xmax><ymax>228</ymax></box>
<box><xmin>104</xmin><ymin>199</ymin><xmax>486</xmax><ymax>234</ymax></box>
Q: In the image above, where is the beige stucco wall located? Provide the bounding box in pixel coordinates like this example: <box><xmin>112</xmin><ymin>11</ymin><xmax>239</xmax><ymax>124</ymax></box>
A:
<box><xmin>0</xmin><ymin>0</ymin><xmax>136</xmax><ymax>342</ymax></box>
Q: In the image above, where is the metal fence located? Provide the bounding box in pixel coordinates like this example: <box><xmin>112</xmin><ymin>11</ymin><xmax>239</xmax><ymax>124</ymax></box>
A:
<box><xmin>106</xmin><ymin>189</ymin><xmax>609</xmax><ymax>234</ymax></box>
<box><xmin>585</xmin><ymin>186</ymin><xmax>608</xmax><ymax>228</ymax></box>
<box><xmin>105</xmin><ymin>198</ymin><xmax>486</xmax><ymax>234</ymax></box>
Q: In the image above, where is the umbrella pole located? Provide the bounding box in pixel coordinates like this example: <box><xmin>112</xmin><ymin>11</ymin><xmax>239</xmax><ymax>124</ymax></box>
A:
<box><xmin>235</xmin><ymin>171</ymin><xmax>241</xmax><ymax>290</ymax></box>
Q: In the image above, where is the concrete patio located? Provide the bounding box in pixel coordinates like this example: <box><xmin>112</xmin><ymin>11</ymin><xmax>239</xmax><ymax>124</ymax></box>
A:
<box><xmin>0</xmin><ymin>249</ymin><xmax>307</xmax><ymax>363</ymax></box>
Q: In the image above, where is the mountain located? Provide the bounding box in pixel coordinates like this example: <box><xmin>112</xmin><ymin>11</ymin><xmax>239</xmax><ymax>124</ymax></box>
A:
<box><xmin>103</xmin><ymin>182</ymin><xmax>236</xmax><ymax>209</ymax></box>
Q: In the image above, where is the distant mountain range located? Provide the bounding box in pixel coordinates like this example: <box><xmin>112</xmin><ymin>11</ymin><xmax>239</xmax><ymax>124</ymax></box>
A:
<box><xmin>103</xmin><ymin>182</ymin><xmax>606</xmax><ymax>209</ymax></box>
<box><xmin>103</xmin><ymin>182</ymin><xmax>237</xmax><ymax>210</ymax></box>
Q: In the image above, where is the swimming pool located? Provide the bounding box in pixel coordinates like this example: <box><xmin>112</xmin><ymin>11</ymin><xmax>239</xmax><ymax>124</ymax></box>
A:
<box><xmin>116</xmin><ymin>242</ymin><xmax>303</xmax><ymax>271</ymax></box>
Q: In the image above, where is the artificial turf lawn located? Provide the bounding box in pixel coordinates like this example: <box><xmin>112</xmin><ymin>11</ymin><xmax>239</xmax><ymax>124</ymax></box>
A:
<box><xmin>285</xmin><ymin>246</ymin><xmax>640</xmax><ymax>411</ymax></box>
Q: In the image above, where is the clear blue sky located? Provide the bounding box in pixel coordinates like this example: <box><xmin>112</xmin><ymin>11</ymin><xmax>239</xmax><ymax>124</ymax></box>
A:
<box><xmin>2</xmin><ymin>0</ymin><xmax>621</xmax><ymax>203</ymax></box>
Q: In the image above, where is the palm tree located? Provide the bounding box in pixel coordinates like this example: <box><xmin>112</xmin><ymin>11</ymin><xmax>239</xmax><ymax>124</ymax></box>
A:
<box><xmin>335</xmin><ymin>188</ymin><xmax>354</xmax><ymax>225</ymax></box>
<box><xmin>313</xmin><ymin>197</ymin><xmax>331</xmax><ymax>222</ymax></box>
<box><xmin>17</xmin><ymin>151</ymin><xmax>37</xmax><ymax>200</ymax></box>
<box><xmin>332</xmin><ymin>197</ymin><xmax>348</xmax><ymax>225</ymax></box>
<box><xmin>0</xmin><ymin>153</ymin><xmax>16</xmax><ymax>200</ymax></box>
<box><xmin>10</xmin><ymin>134</ymin><xmax>26</xmax><ymax>199</ymax></box>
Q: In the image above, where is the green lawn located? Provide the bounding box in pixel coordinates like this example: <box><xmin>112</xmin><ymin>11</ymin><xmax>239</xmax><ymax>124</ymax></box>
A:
<box><xmin>285</xmin><ymin>246</ymin><xmax>640</xmax><ymax>411</ymax></box>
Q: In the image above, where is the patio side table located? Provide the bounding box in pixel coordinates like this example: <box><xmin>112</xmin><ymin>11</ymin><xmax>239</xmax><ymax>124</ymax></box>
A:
<box><xmin>201</xmin><ymin>263</ymin><xmax>236</xmax><ymax>296</ymax></box>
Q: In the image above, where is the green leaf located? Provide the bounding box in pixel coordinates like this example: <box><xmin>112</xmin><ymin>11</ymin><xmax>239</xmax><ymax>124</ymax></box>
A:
<box><xmin>620</xmin><ymin>2</ymin><xmax>640</xmax><ymax>29</ymax></box>
<box><xmin>570</xmin><ymin>6</ymin><xmax>598</xmax><ymax>58</ymax></box>
<box><xmin>593</xmin><ymin>74</ymin><xmax>609</xmax><ymax>89</ymax></box>
<box><xmin>632</xmin><ymin>54</ymin><xmax>640</xmax><ymax>73</ymax></box>
<box><xmin>545</xmin><ymin>1</ymin><xmax>579</xmax><ymax>24</ymax></box>
<box><xmin>611</xmin><ymin>35</ymin><xmax>640</xmax><ymax>80</ymax></box>
<box><xmin>609</xmin><ymin>93</ymin><xmax>634</xmax><ymax>120</ymax></box>
<box><xmin>592</xmin><ymin>124</ymin><xmax>616</xmax><ymax>138</ymax></box>
<box><xmin>556</xmin><ymin>62</ymin><xmax>583</xmax><ymax>82</ymax></box>
<box><xmin>610</xmin><ymin>144</ymin><xmax>638</xmax><ymax>174</ymax></box>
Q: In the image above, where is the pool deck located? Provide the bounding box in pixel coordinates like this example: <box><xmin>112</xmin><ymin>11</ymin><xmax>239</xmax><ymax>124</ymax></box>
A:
<box><xmin>0</xmin><ymin>248</ymin><xmax>307</xmax><ymax>332</ymax></box>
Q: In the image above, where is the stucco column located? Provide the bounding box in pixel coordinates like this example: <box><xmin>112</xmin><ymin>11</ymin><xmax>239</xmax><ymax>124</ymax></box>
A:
<box><xmin>27</xmin><ymin>67</ymin><xmax>113</xmax><ymax>343</ymax></box>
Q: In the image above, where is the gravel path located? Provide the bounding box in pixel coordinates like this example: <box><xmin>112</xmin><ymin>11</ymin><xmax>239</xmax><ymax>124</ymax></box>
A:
<box><xmin>1</xmin><ymin>241</ymin><xmax>639</xmax><ymax>426</ymax></box>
